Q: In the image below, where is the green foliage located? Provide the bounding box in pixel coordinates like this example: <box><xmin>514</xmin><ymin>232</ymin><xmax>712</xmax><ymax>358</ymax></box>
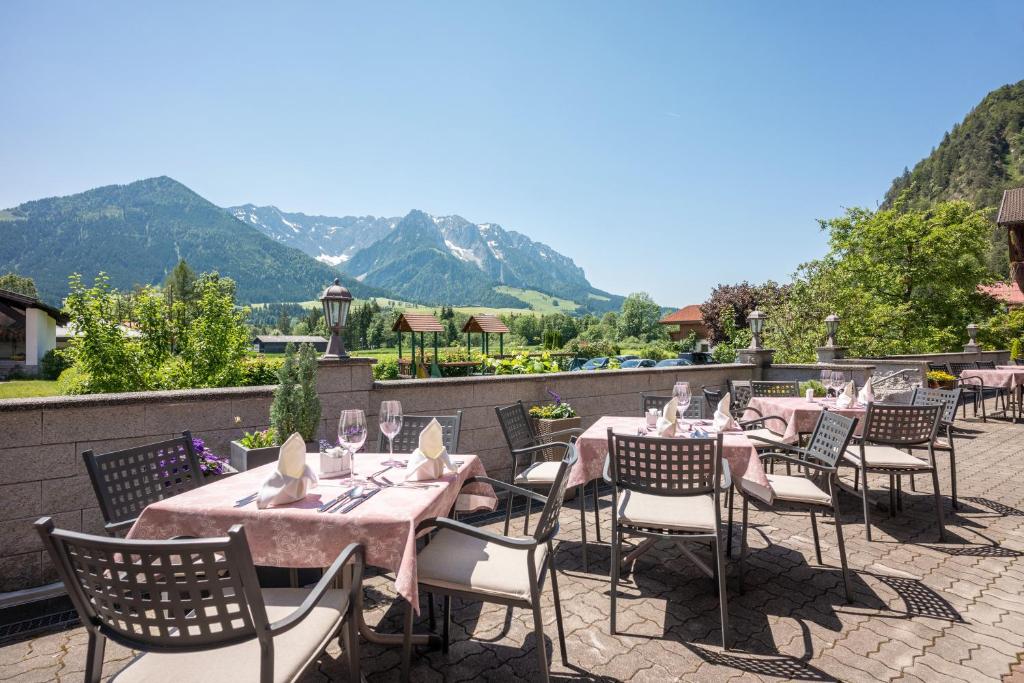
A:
<box><xmin>295</xmin><ymin>343</ymin><xmax>322</xmax><ymax>441</ymax></box>
<box><xmin>710</xmin><ymin>315</ymin><xmax>751</xmax><ymax>364</ymax></box>
<box><xmin>927</xmin><ymin>370</ymin><xmax>957</xmax><ymax>384</ymax></box>
<box><xmin>269</xmin><ymin>343</ymin><xmax>320</xmax><ymax>442</ymax></box>
<box><xmin>240</xmin><ymin>355</ymin><xmax>283</xmax><ymax>386</ymax></box>
<box><xmin>617</xmin><ymin>292</ymin><xmax>667</xmax><ymax>342</ymax></box>
<box><xmin>373</xmin><ymin>357</ymin><xmax>400</xmax><ymax>380</ymax></box>
<box><xmin>238</xmin><ymin>428</ymin><xmax>277</xmax><ymax>449</ymax></box>
<box><xmin>678</xmin><ymin>331</ymin><xmax>699</xmax><ymax>353</ymax></box>
<box><xmin>635</xmin><ymin>340</ymin><xmax>679</xmax><ymax>361</ymax></box>
<box><xmin>173</xmin><ymin>275</ymin><xmax>253</xmax><ymax>388</ymax></box>
<box><xmin>561</xmin><ymin>338</ymin><xmax>620</xmax><ymax>358</ymax></box>
<box><xmin>55</xmin><ymin>365</ymin><xmax>91</xmax><ymax>395</ymax></box>
<box><xmin>978</xmin><ymin>308</ymin><xmax>1024</xmax><ymax>351</ymax></box>
<box><xmin>799</xmin><ymin>380</ymin><xmax>826</xmax><ymax>397</ymax></box>
<box><xmin>0</xmin><ymin>272</ymin><xmax>38</xmax><ymax>298</ymax></box>
<box><xmin>1012</xmin><ymin>338</ymin><xmax>1023</xmax><ymax>360</ymax></box>
<box><xmin>529</xmin><ymin>402</ymin><xmax>577</xmax><ymax>419</ymax></box>
<box><xmin>484</xmin><ymin>351</ymin><xmax>560</xmax><ymax>375</ymax></box>
<box><xmin>701</xmin><ymin>282</ymin><xmax>788</xmax><ymax>344</ymax></box>
<box><xmin>39</xmin><ymin>349</ymin><xmax>71</xmax><ymax>381</ymax></box>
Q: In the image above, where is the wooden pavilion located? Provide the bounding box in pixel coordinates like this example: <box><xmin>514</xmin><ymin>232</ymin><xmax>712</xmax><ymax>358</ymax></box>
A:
<box><xmin>393</xmin><ymin>312</ymin><xmax>444</xmax><ymax>378</ymax></box>
<box><xmin>462</xmin><ymin>314</ymin><xmax>509</xmax><ymax>356</ymax></box>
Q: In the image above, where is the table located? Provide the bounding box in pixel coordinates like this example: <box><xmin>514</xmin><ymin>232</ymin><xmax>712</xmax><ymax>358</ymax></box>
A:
<box><xmin>576</xmin><ymin>416</ymin><xmax>774</xmax><ymax>503</ymax></box>
<box><xmin>961</xmin><ymin>368</ymin><xmax>1024</xmax><ymax>421</ymax></box>
<box><xmin>128</xmin><ymin>452</ymin><xmax>496</xmax><ymax>645</ymax></box>
<box><xmin>744</xmin><ymin>396</ymin><xmax>867</xmax><ymax>444</ymax></box>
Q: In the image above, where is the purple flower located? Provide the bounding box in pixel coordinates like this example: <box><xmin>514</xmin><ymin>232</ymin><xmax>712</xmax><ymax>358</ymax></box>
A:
<box><xmin>547</xmin><ymin>389</ymin><xmax>562</xmax><ymax>405</ymax></box>
<box><xmin>192</xmin><ymin>437</ymin><xmax>227</xmax><ymax>475</ymax></box>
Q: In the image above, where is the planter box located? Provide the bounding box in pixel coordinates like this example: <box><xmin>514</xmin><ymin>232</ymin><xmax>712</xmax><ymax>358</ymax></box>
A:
<box><xmin>927</xmin><ymin>380</ymin><xmax>957</xmax><ymax>390</ymax></box>
<box><xmin>230</xmin><ymin>441</ymin><xmax>279</xmax><ymax>472</ymax></box>
<box><xmin>532</xmin><ymin>416</ymin><xmax>582</xmax><ymax>463</ymax></box>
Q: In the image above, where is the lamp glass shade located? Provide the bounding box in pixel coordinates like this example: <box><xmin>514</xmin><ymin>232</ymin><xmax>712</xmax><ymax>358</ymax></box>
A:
<box><xmin>825</xmin><ymin>314</ymin><xmax>840</xmax><ymax>336</ymax></box>
<box><xmin>967</xmin><ymin>323</ymin><xmax>978</xmax><ymax>343</ymax></box>
<box><xmin>337</xmin><ymin>299</ymin><xmax>350</xmax><ymax>327</ymax></box>
<box><xmin>747</xmin><ymin>310</ymin><xmax>766</xmax><ymax>336</ymax></box>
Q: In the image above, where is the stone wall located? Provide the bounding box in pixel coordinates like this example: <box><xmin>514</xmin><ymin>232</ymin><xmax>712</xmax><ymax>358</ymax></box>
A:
<box><xmin>0</xmin><ymin>360</ymin><xmax>751</xmax><ymax>593</ymax></box>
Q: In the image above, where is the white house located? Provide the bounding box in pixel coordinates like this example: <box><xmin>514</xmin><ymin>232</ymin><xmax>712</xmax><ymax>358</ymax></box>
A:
<box><xmin>0</xmin><ymin>289</ymin><xmax>68</xmax><ymax>378</ymax></box>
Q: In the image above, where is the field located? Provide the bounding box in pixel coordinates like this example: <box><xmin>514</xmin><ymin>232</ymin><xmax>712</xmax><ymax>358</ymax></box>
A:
<box><xmin>0</xmin><ymin>380</ymin><xmax>59</xmax><ymax>399</ymax></box>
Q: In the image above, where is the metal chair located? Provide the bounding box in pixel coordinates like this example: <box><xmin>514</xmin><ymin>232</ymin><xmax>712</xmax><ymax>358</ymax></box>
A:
<box><xmin>639</xmin><ymin>392</ymin><xmax>703</xmax><ymax>419</ymax></box>
<box><xmin>975</xmin><ymin>360</ymin><xmax>996</xmax><ymax>369</ymax></box>
<box><xmin>728</xmin><ymin>380</ymin><xmax>756</xmax><ymax>417</ymax></box>
<box><xmin>36</xmin><ymin>518</ymin><xmax>364</xmax><ymax>683</ymax></box>
<box><xmin>909</xmin><ymin>386</ymin><xmax>963</xmax><ymax>509</ymax></box>
<box><xmin>947</xmin><ymin>362</ymin><xmax>987</xmax><ymax>421</ymax></box>
<box><xmin>377</xmin><ymin>412</ymin><xmax>463</xmax><ymax>453</ymax></box>
<box><xmin>401</xmin><ymin>444</ymin><xmax>577</xmax><ymax>682</ymax></box>
<box><xmin>704</xmin><ymin>385</ymin><xmax>790</xmax><ymax>444</ymax></box>
<box><xmin>81</xmin><ymin>431</ymin><xmax>207</xmax><ymax>535</ymax></box>
<box><xmin>731</xmin><ymin>412</ymin><xmax>859</xmax><ymax>602</ymax></box>
<box><xmin>751</xmin><ymin>380</ymin><xmax>801</xmax><ymax>398</ymax></box>
<box><xmin>495</xmin><ymin>401</ymin><xmax>599</xmax><ymax>571</ymax></box>
<box><xmin>605</xmin><ymin>430</ymin><xmax>730</xmax><ymax>648</ymax></box>
<box><xmin>974</xmin><ymin>361</ymin><xmax>1012</xmax><ymax>414</ymax></box>
<box><xmin>843</xmin><ymin>403</ymin><xmax>944</xmax><ymax>541</ymax></box>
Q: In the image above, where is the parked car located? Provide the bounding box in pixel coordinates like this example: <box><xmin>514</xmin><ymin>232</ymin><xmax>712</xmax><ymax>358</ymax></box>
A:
<box><xmin>655</xmin><ymin>358</ymin><xmax>693</xmax><ymax>367</ymax></box>
<box><xmin>580</xmin><ymin>356</ymin><xmax>610</xmax><ymax>370</ymax></box>
<box><xmin>677</xmin><ymin>352</ymin><xmax>716</xmax><ymax>365</ymax></box>
<box><xmin>614</xmin><ymin>355</ymin><xmax>639</xmax><ymax>363</ymax></box>
<box><xmin>621</xmin><ymin>359</ymin><xmax>657</xmax><ymax>368</ymax></box>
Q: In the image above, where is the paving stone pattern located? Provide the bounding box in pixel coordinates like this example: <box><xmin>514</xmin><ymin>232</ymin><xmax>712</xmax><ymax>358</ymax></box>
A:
<box><xmin>4</xmin><ymin>403</ymin><xmax>1024</xmax><ymax>681</ymax></box>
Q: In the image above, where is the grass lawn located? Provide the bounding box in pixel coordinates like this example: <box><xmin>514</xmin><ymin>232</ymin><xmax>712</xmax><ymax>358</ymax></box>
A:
<box><xmin>0</xmin><ymin>380</ymin><xmax>60</xmax><ymax>399</ymax></box>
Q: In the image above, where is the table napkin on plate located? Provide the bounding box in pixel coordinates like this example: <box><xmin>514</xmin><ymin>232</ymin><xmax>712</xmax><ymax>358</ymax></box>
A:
<box><xmin>405</xmin><ymin>418</ymin><xmax>456</xmax><ymax>482</ymax></box>
<box><xmin>836</xmin><ymin>381</ymin><xmax>856</xmax><ymax>409</ymax></box>
<box><xmin>656</xmin><ymin>397</ymin><xmax>679</xmax><ymax>436</ymax></box>
<box><xmin>712</xmin><ymin>394</ymin><xmax>740</xmax><ymax>432</ymax></box>
<box><xmin>257</xmin><ymin>432</ymin><xmax>318</xmax><ymax>509</ymax></box>
<box><xmin>857</xmin><ymin>377</ymin><xmax>874</xmax><ymax>406</ymax></box>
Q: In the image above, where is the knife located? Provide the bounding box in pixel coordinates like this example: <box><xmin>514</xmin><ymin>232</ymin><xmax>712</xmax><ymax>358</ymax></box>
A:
<box><xmin>339</xmin><ymin>487</ymin><xmax>380</xmax><ymax>513</ymax></box>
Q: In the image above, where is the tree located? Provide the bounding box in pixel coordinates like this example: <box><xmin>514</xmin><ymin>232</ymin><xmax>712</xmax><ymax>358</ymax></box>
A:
<box><xmin>0</xmin><ymin>272</ymin><xmax>38</xmax><ymax>298</ymax></box>
<box><xmin>175</xmin><ymin>274</ymin><xmax>252</xmax><ymax>387</ymax></box>
<box><xmin>164</xmin><ymin>260</ymin><xmax>197</xmax><ymax>307</ymax></box>
<box><xmin>617</xmin><ymin>292</ymin><xmax>665</xmax><ymax>342</ymax></box>
<box><xmin>700</xmin><ymin>281</ymin><xmax>788</xmax><ymax>344</ymax></box>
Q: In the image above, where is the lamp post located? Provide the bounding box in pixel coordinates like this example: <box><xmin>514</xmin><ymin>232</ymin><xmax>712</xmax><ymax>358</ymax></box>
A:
<box><xmin>320</xmin><ymin>279</ymin><xmax>353</xmax><ymax>359</ymax></box>
<box><xmin>824</xmin><ymin>314</ymin><xmax>840</xmax><ymax>347</ymax></box>
<box><xmin>747</xmin><ymin>310</ymin><xmax>766</xmax><ymax>350</ymax></box>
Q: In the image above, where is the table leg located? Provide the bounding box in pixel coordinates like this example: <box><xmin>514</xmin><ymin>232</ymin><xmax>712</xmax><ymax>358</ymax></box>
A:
<box><xmin>341</xmin><ymin>564</ymin><xmax>441</xmax><ymax>648</ymax></box>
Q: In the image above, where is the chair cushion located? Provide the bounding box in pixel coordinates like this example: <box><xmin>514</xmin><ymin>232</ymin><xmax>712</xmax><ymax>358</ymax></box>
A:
<box><xmin>751</xmin><ymin>474</ymin><xmax>831</xmax><ymax>505</ymax></box>
<box><xmin>110</xmin><ymin>588</ymin><xmax>349</xmax><ymax>683</ymax></box>
<box><xmin>744</xmin><ymin>428</ymin><xmax>796</xmax><ymax>445</ymax></box>
<box><xmin>417</xmin><ymin>529</ymin><xmax>548</xmax><ymax>602</ymax></box>
<box><xmin>843</xmin><ymin>445</ymin><xmax>930</xmax><ymax>470</ymax></box>
<box><xmin>616</xmin><ymin>490</ymin><xmax>717</xmax><ymax>533</ymax></box>
<box><xmin>514</xmin><ymin>460</ymin><xmax>562</xmax><ymax>485</ymax></box>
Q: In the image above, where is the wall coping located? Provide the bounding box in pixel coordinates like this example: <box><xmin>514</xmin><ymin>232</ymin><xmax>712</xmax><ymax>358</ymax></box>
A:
<box><xmin>853</xmin><ymin>350</ymin><xmax>1008</xmax><ymax>360</ymax></box>
<box><xmin>0</xmin><ymin>385</ymin><xmax>277</xmax><ymax>412</ymax></box>
<box><xmin>772</xmin><ymin>363</ymin><xmax>876</xmax><ymax>370</ymax></box>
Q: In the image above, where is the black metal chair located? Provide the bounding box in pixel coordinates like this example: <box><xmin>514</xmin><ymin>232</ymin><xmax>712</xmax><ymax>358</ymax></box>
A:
<box><xmin>909</xmin><ymin>386</ymin><xmax>963</xmax><ymax>509</ymax></box>
<box><xmin>495</xmin><ymin>401</ymin><xmax>599</xmax><ymax>571</ymax></box>
<box><xmin>731</xmin><ymin>411</ymin><xmax>859</xmax><ymax>602</ymax></box>
<box><xmin>81</xmin><ymin>431</ymin><xmax>207</xmax><ymax>535</ymax></box>
<box><xmin>377</xmin><ymin>412</ymin><xmax>463</xmax><ymax>453</ymax></box>
<box><xmin>947</xmin><ymin>361</ymin><xmax>987</xmax><ymax>421</ymax></box>
<box><xmin>843</xmin><ymin>403</ymin><xmax>944</xmax><ymax>541</ymax></box>
<box><xmin>401</xmin><ymin>444</ymin><xmax>577</xmax><ymax>682</ymax></box>
<box><xmin>705</xmin><ymin>384</ymin><xmax>790</xmax><ymax>444</ymax></box>
<box><xmin>605</xmin><ymin>430</ymin><xmax>730</xmax><ymax>648</ymax></box>
<box><xmin>728</xmin><ymin>380</ymin><xmax>756</xmax><ymax>417</ymax></box>
<box><xmin>751</xmin><ymin>380</ymin><xmax>801</xmax><ymax>398</ymax></box>
<box><xmin>36</xmin><ymin>518</ymin><xmax>364</xmax><ymax>683</ymax></box>
<box><xmin>974</xmin><ymin>360</ymin><xmax>1012</xmax><ymax>414</ymax></box>
<box><xmin>639</xmin><ymin>392</ymin><xmax>703</xmax><ymax>419</ymax></box>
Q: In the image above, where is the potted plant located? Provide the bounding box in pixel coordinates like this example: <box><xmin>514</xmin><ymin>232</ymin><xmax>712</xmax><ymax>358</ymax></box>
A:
<box><xmin>193</xmin><ymin>436</ymin><xmax>234</xmax><ymax>478</ymax></box>
<box><xmin>229</xmin><ymin>427</ymin><xmax>278</xmax><ymax>471</ymax></box>
<box><xmin>926</xmin><ymin>370</ymin><xmax>957</xmax><ymax>389</ymax></box>
<box><xmin>529</xmin><ymin>390</ymin><xmax>580</xmax><ymax>462</ymax></box>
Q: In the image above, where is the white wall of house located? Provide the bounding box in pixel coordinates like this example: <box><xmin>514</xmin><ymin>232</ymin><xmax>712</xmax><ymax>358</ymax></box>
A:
<box><xmin>24</xmin><ymin>308</ymin><xmax>56</xmax><ymax>366</ymax></box>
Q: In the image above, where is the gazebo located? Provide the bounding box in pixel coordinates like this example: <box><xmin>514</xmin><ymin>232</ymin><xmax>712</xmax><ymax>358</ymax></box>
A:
<box><xmin>998</xmin><ymin>187</ymin><xmax>1024</xmax><ymax>296</ymax></box>
<box><xmin>392</xmin><ymin>312</ymin><xmax>444</xmax><ymax>378</ymax></box>
<box><xmin>462</xmin><ymin>314</ymin><xmax>509</xmax><ymax>356</ymax></box>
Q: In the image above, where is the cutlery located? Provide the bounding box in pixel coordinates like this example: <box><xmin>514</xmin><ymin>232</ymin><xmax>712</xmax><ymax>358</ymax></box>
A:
<box><xmin>233</xmin><ymin>492</ymin><xmax>258</xmax><ymax>507</ymax></box>
<box><xmin>321</xmin><ymin>486</ymin><xmax>360</xmax><ymax>513</ymax></box>
<box><xmin>317</xmin><ymin>486</ymin><xmax>356</xmax><ymax>512</ymax></box>
<box><xmin>339</xmin><ymin>487</ymin><xmax>380</xmax><ymax>513</ymax></box>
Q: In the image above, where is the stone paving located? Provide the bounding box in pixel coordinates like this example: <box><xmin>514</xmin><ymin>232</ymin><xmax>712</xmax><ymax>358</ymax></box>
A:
<box><xmin>4</xmin><ymin>403</ymin><xmax>1024</xmax><ymax>681</ymax></box>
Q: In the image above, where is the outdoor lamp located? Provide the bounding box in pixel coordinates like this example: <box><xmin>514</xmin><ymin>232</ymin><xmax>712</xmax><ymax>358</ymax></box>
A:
<box><xmin>320</xmin><ymin>278</ymin><xmax>353</xmax><ymax>359</ymax></box>
<box><xmin>747</xmin><ymin>310</ymin><xmax>766</xmax><ymax>350</ymax></box>
<box><xmin>967</xmin><ymin>322</ymin><xmax>979</xmax><ymax>346</ymax></box>
<box><xmin>825</xmin><ymin>314</ymin><xmax>840</xmax><ymax>347</ymax></box>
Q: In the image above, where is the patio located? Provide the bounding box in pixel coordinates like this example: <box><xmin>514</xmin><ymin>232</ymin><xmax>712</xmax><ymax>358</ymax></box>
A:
<box><xmin>3</xmin><ymin>403</ymin><xmax>1024</xmax><ymax>682</ymax></box>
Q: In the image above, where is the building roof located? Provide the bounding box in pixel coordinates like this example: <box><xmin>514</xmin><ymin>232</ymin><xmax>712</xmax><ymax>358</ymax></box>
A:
<box><xmin>392</xmin><ymin>312</ymin><xmax>444</xmax><ymax>333</ymax></box>
<box><xmin>0</xmin><ymin>288</ymin><xmax>69</xmax><ymax>324</ymax></box>
<box><xmin>998</xmin><ymin>188</ymin><xmax>1024</xmax><ymax>226</ymax></box>
<box><xmin>978</xmin><ymin>282</ymin><xmax>1024</xmax><ymax>306</ymax></box>
<box><xmin>462</xmin><ymin>314</ymin><xmax>510</xmax><ymax>334</ymax></box>
<box><xmin>253</xmin><ymin>335</ymin><xmax>328</xmax><ymax>344</ymax></box>
<box><xmin>658</xmin><ymin>304</ymin><xmax>705</xmax><ymax>325</ymax></box>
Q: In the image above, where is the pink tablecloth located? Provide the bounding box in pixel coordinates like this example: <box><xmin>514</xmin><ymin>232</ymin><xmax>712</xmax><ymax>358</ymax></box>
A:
<box><xmin>962</xmin><ymin>368</ymin><xmax>1024</xmax><ymax>391</ymax></box>
<box><xmin>128</xmin><ymin>453</ymin><xmax>495</xmax><ymax>607</ymax></box>
<box><xmin>576</xmin><ymin>416</ymin><xmax>773</xmax><ymax>503</ymax></box>
<box><xmin>744</xmin><ymin>396</ymin><xmax>866</xmax><ymax>444</ymax></box>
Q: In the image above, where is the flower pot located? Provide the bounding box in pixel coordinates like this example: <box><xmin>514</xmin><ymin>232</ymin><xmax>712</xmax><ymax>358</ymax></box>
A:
<box><xmin>928</xmin><ymin>380</ymin><xmax>956</xmax><ymax>390</ymax></box>
<box><xmin>230</xmin><ymin>441</ymin><xmax>279</xmax><ymax>472</ymax></box>
<box><xmin>532</xmin><ymin>416</ymin><xmax>582</xmax><ymax>463</ymax></box>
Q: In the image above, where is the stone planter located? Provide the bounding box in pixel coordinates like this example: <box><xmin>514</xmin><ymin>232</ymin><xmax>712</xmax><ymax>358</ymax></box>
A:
<box><xmin>532</xmin><ymin>416</ymin><xmax>582</xmax><ymax>462</ymax></box>
<box><xmin>230</xmin><ymin>441</ymin><xmax>279</xmax><ymax>472</ymax></box>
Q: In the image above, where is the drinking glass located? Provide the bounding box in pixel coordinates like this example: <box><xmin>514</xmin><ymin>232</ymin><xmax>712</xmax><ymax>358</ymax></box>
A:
<box><xmin>338</xmin><ymin>409</ymin><xmax>367</xmax><ymax>468</ymax></box>
<box><xmin>831</xmin><ymin>371</ymin><xmax>846</xmax><ymax>398</ymax></box>
<box><xmin>379</xmin><ymin>400</ymin><xmax>403</xmax><ymax>465</ymax></box>
<box><xmin>673</xmin><ymin>381</ymin><xmax>691</xmax><ymax>418</ymax></box>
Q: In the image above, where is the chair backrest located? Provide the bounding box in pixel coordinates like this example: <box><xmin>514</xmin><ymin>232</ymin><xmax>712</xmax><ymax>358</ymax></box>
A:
<box><xmin>377</xmin><ymin>412</ymin><xmax>463</xmax><ymax>453</ymax></box>
<box><xmin>975</xmin><ymin>360</ymin><xmax>996</xmax><ymax>369</ymax></box>
<box><xmin>640</xmin><ymin>393</ymin><xmax>702</xmax><ymax>419</ymax></box>
<box><xmin>804</xmin><ymin>411</ymin><xmax>858</xmax><ymax>469</ymax></box>
<box><xmin>947</xmin><ymin>362</ymin><xmax>974</xmax><ymax>377</ymax></box>
<box><xmin>751</xmin><ymin>380</ymin><xmax>801</xmax><ymax>398</ymax></box>
<box><xmin>861</xmin><ymin>403</ymin><xmax>941</xmax><ymax>446</ymax></box>
<box><xmin>927</xmin><ymin>361</ymin><xmax>949</xmax><ymax>373</ymax></box>
<box><xmin>495</xmin><ymin>401</ymin><xmax>537</xmax><ymax>451</ymax></box>
<box><xmin>531</xmin><ymin>443</ymin><xmax>579</xmax><ymax>544</ymax></box>
<box><xmin>728</xmin><ymin>380</ymin><xmax>753</xmax><ymax>417</ymax></box>
<box><xmin>703</xmin><ymin>387</ymin><xmax>723</xmax><ymax>413</ymax></box>
<box><xmin>82</xmin><ymin>432</ymin><xmax>206</xmax><ymax>532</ymax></box>
<box><xmin>607</xmin><ymin>430</ymin><xmax>722</xmax><ymax>497</ymax></box>
<box><xmin>911</xmin><ymin>386</ymin><xmax>962</xmax><ymax>425</ymax></box>
<box><xmin>36</xmin><ymin>518</ymin><xmax>267</xmax><ymax>652</ymax></box>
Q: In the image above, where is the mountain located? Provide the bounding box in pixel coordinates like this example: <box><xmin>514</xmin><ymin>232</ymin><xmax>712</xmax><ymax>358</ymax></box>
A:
<box><xmin>0</xmin><ymin>177</ymin><xmax>377</xmax><ymax>304</ymax></box>
<box><xmin>234</xmin><ymin>203</ymin><xmax>623</xmax><ymax>311</ymax></box>
<box><xmin>883</xmin><ymin>80</ymin><xmax>1024</xmax><ymax>276</ymax></box>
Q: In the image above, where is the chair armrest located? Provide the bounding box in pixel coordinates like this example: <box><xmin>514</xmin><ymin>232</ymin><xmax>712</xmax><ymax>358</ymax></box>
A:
<box><xmin>740</xmin><ymin>415</ymin><xmax>789</xmax><ymax>430</ymax></box>
<box><xmin>603</xmin><ymin>454</ymin><xmax>612</xmax><ymax>484</ymax></box>
<box><xmin>269</xmin><ymin>543</ymin><xmax>364</xmax><ymax>636</ymax></box>
<box><xmin>719</xmin><ymin>463</ymin><xmax>732</xmax><ymax>490</ymax></box>
<box><xmin>746</xmin><ymin>434</ymin><xmax>803</xmax><ymax>453</ymax></box>
<box><xmin>759</xmin><ymin>452</ymin><xmax>831</xmax><ymax>473</ymax></box>
<box><xmin>415</xmin><ymin>516</ymin><xmax>537</xmax><ymax>549</ymax></box>
<box><xmin>105</xmin><ymin>519</ymin><xmax>136</xmax><ymax>535</ymax></box>
<box><xmin>463</xmin><ymin>476</ymin><xmax>549</xmax><ymax>504</ymax></box>
<box><xmin>511</xmin><ymin>442</ymin><xmax>570</xmax><ymax>458</ymax></box>
<box><xmin>957</xmin><ymin>377</ymin><xmax>984</xmax><ymax>389</ymax></box>
<box><xmin>741</xmin><ymin>406</ymin><xmax>764</xmax><ymax>418</ymax></box>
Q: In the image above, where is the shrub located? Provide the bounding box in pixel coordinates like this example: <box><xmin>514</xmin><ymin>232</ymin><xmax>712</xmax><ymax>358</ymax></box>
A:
<box><xmin>926</xmin><ymin>370</ymin><xmax>957</xmax><ymax>384</ymax></box>
<box><xmin>240</xmin><ymin>355</ymin><xmax>284</xmax><ymax>386</ymax></box>
<box><xmin>373</xmin><ymin>358</ymin><xmax>399</xmax><ymax>380</ymax></box>
<box><xmin>799</xmin><ymin>380</ymin><xmax>826</xmax><ymax>397</ymax></box>
<box><xmin>269</xmin><ymin>343</ymin><xmax>321</xmax><ymax>443</ymax></box>
<box><xmin>39</xmin><ymin>349</ymin><xmax>71</xmax><ymax>380</ymax></box>
<box><xmin>238</xmin><ymin>428</ymin><xmax>277</xmax><ymax>449</ymax></box>
<box><xmin>636</xmin><ymin>340</ymin><xmax>678</xmax><ymax>361</ymax></box>
<box><xmin>562</xmin><ymin>338</ymin><xmax>620</xmax><ymax>358</ymax></box>
<box><xmin>484</xmin><ymin>351</ymin><xmax>560</xmax><ymax>375</ymax></box>
<box><xmin>1012</xmin><ymin>338</ymin><xmax>1022</xmax><ymax>361</ymax></box>
<box><xmin>56</xmin><ymin>365</ymin><xmax>91</xmax><ymax>395</ymax></box>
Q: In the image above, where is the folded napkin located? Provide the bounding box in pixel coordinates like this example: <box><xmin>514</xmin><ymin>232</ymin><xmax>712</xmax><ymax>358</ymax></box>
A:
<box><xmin>257</xmin><ymin>432</ymin><xmax>318</xmax><ymax>509</ymax></box>
<box><xmin>857</xmin><ymin>377</ymin><xmax>874</xmax><ymax>406</ymax></box>
<box><xmin>405</xmin><ymin>418</ymin><xmax>456</xmax><ymax>482</ymax></box>
<box><xmin>656</xmin><ymin>397</ymin><xmax>679</xmax><ymax>437</ymax></box>
<box><xmin>835</xmin><ymin>381</ymin><xmax>856</xmax><ymax>409</ymax></box>
<box><xmin>712</xmin><ymin>394</ymin><xmax>740</xmax><ymax>432</ymax></box>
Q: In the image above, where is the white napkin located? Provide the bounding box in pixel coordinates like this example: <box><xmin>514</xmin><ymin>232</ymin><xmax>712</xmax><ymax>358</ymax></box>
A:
<box><xmin>836</xmin><ymin>381</ymin><xmax>856</xmax><ymax>409</ymax></box>
<box><xmin>656</xmin><ymin>397</ymin><xmax>678</xmax><ymax>437</ymax></box>
<box><xmin>405</xmin><ymin>419</ymin><xmax>456</xmax><ymax>482</ymax></box>
<box><xmin>257</xmin><ymin>432</ymin><xmax>318</xmax><ymax>509</ymax></box>
<box><xmin>712</xmin><ymin>394</ymin><xmax>740</xmax><ymax>432</ymax></box>
<box><xmin>857</xmin><ymin>377</ymin><xmax>874</xmax><ymax>406</ymax></box>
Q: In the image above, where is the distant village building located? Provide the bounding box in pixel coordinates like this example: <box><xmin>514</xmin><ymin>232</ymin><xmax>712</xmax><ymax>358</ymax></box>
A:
<box><xmin>978</xmin><ymin>283</ymin><xmax>1024</xmax><ymax>311</ymax></box>
<box><xmin>252</xmin><ymin>335</ymin><xmax>328</xmax><ymax>354</ymax></box>
<box><xmin>0</xmin><ymin>288</ymin><xmax>69</xmax><ymax>378</ymax></box>
<box><xmin>658</xmin><ymin>305</ymin><xmax>712</xmax><ymax>351</ymax></box>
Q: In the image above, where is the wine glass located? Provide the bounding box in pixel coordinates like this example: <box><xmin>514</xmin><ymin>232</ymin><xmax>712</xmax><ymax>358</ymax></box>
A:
<box><xmin>831</xmin><ymin>371</ymin><xmax>846</xmax><ymax>398</ymax></box>
<box><xmin>379</xmin><ymin>400</ymin><xmax>403</xmax><ymax>465</ymax></box>
<box><xmin>338</xmin><ymin>409</ymin><xmax>367</xmax><ymax>472</ymax></box>
<box><xmin>673</xmin><ymin>381</ymin><xmax>691</xmax><ymax>420</ymax></box>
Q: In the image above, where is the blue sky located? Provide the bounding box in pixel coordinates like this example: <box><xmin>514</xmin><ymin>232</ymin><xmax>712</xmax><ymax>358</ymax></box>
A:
<box><xmin>1</xmin><ymin>2</ymin><xmax>1022</xmax><ymax>307</ymax></box>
